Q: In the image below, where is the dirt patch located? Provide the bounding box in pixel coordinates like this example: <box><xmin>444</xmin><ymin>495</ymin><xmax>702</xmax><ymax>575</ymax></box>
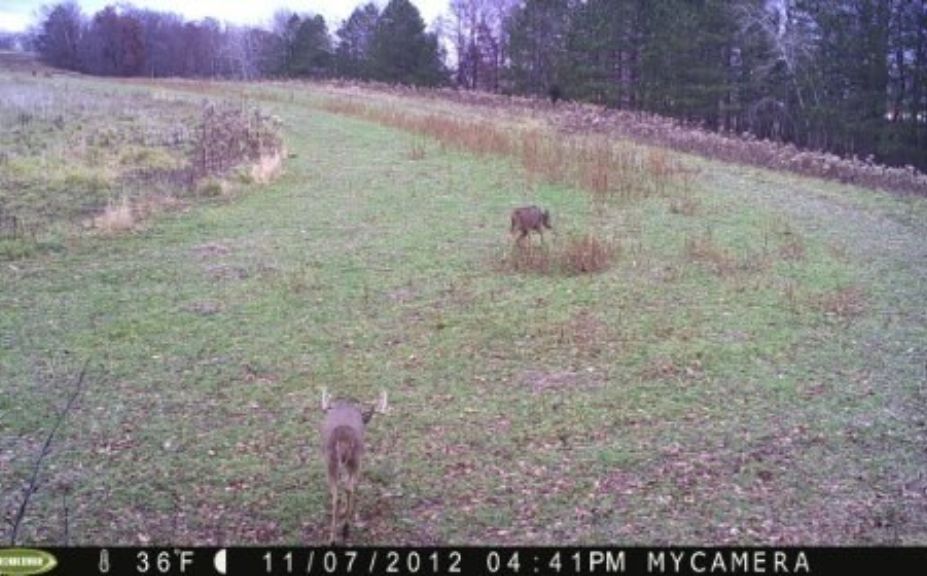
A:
<box><xmin>387</xmin><ymin>286</ymin><xmax>418</xmax><ymax>304</ymax></box>
<box><xmin>640</xmin><ymin>356</ymin><xmax>704</xmax><ymax>382</ymax></box>
<box><xmin>184</xmin><ymin>300</ymin><xmax>223</xmax><ymax>316</ymax></box>
<box><xmin>812</xmin><ymin>286</ymin><xmax>868</xmax><ymax>320</ymax></box>
<box><xmin>519</xmin><ymin>369</ymin><xmax>600</xmax><ymax>394</ymax></box>
<box><xmin>191</xmin><ymin>242</ymin><xmax>231</xmax><ymax>259</ymax></box>
<box><xmin>206</xmin><ymin>264</ymin><xmax>249</xmax><ymax>281</ymax></box>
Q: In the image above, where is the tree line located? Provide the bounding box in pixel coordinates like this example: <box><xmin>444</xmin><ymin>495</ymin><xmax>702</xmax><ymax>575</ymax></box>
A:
<box><xmin>452</xmin><ymin>0</ymin><xmax>925</xmax><ymax>172</ymax></box>
<box><xmin>32</xmin><ymin>0</ymin><xmax>927</xmax><ymax>171</ymax></box>
<box><xmin>33</xmin><ymin>0</ymin><xmax>447</xmax><ymax>84</ymax></box>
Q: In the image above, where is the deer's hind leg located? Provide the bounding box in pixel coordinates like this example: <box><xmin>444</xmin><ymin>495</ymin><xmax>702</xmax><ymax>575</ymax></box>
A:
<box><xmin>342</xmin><ymin>464</ymin><xmax>359</xmax><ymax>540</ymax></box>
<box><xmin>328</xmin><ymin>479</ymin><xmax>340</xmax><ymax>545</ymax></box>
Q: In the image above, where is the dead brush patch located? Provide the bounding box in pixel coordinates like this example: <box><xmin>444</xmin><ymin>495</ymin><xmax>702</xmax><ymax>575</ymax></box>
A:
<box><xmin>812</xmin><ymin>286</ymin><xmax>867</xmax><ymax>320</ymax></box>
<box><xmin>193</xmin><ymin>103</ymin><xmax>284</xmax><ymax>181</ymax></box>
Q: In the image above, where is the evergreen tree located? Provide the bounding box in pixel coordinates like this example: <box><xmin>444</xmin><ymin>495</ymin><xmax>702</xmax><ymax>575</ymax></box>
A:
<box><xmin>369</xmin><ymin>0</ymin><xmax>448</xmax><ymax>86</ymax></box>
<box><xmin>290</xmin><ymin>15</ymin><xmax>332</xmax><ymax>77</ymax></box>
<box><xmin>335</xmin><ymin>3</ymin><xmax>380</xmax><ymax>80</ymax></box>
<box><xmin>504</xmin><ymin>0</ymin><xmax>573</xmax><ymax>96</ymax></box>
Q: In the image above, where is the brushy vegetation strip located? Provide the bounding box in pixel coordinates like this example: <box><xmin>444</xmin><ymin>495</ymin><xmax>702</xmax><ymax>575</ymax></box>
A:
<box><xmin>321</xmin><ymin>83</ymin><xmax>927</xmax><ymax>197</ymax></box>
<box><xmin>320</xmin><ymin>97</ymin><xmax>694</xmax><ymax>203</ymax></box>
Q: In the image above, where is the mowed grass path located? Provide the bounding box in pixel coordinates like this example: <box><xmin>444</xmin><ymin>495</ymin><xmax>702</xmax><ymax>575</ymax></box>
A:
<box><xmin>2</xmin><ymin>77</ymin><xmax>926</xmax><ymax>545</ymax></box>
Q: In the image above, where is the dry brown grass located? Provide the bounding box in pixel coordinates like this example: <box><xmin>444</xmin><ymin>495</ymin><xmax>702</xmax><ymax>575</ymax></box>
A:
<box><xmin>685</xmin><ymin>232</ymin><xmax>736</xmax><ymax>276</ymax></box>
<box><xmin>646</xmin><ymin>149</ymin><xmax>684</xmax><ymax>195</ymax></box>
<box><xmin>92</xmin><ymin>197</ymin><xmax>135</xmax><ymax>234</ymax></box>
<box><xmin>321</xmin><ymin>99</ymin><xmax>684</xmax><ymax>202</ymax></box>
<box><xmin>250</xmin><ymin>148</ymin><xmax>286</xmax><ymax>184</ymax></box>
<box><xmin>407</xmin><ymin>141</ymin><xmax>427</xmax><ymax>161</ymax></box>
<box><xmin>498</xmin><ymin>231</ymin><xmax>616</xmax><ymax>276</ymax></box>
<box><xmin>669</xmin><ymin>193</ymin><xmax>701</xmax><ymax>216</ymax></box>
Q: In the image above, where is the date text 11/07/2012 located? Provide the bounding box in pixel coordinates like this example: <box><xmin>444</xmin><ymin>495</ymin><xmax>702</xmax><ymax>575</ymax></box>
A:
<box><xmin>260</xmin><ymin>549</ymin><xmax>811</xmax><ymax>575</ymax></box>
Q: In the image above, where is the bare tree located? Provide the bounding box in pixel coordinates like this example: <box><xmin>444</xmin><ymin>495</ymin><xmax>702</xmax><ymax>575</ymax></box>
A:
<box><xmin>35</xmin><ymin>2</ymin><xmax>83</xmax><ymax>70</ymax></box>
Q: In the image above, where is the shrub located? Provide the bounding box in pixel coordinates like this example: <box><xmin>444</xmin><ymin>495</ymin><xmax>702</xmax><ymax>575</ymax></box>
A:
<box><xmin>560</xmin><ymin>233</ymin><xmax>615</xmax><ymax>275</ymax></box>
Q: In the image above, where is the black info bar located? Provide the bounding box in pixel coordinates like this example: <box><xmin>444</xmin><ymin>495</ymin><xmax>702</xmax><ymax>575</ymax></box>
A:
<box><xmin>1</xmin><ymin>546</ymin><xmax>924</xmax><ymax>576</ymax></box>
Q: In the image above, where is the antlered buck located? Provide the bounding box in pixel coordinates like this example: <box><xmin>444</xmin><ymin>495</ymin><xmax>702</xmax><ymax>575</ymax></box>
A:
<box><xmin>510</xmin><ymin>205</ymin><xmax>552</xmax><ymax>245</ymax></box>
<box><xmin>320</xmin><ymin>388</ymin><xmax>389</xmax><ymax>544</ymax></box>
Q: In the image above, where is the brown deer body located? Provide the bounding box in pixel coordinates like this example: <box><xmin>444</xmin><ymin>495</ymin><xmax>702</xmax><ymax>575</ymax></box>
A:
<box><xmin>320</xmin><ymin>389</ymin><xmax>388</xmax><ymax>545</ymax></box>
<box><xmin>511</xmin><ymin>205</ymin><xmax>552</xmax><ymax>245</ymax></box>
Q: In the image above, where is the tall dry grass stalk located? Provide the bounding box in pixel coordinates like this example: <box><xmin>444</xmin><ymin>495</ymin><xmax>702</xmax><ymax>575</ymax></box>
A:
<box><xmin>93</xmin><ymin>196</ymin><xmax>135</xmax><ymax>233</ymax></box>
<box><xmin>251</xmin><ymin>147</ymin><xmax>286</xmax><ymax>184</ymax></box>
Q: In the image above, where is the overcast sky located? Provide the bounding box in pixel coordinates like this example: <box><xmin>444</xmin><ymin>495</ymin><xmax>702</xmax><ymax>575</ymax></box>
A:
<box><xmin>0</xmin><ymin>0</ymin><xmax>450</xmax><ymax>33</ymax></box>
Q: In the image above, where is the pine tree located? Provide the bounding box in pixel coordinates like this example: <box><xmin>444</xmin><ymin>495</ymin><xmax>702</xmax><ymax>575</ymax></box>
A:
<box><xmin>369</xmin><ymin>0</ymin><xmax>448</xmax><ymax>86</ymax></box>
<box><xmin>290</xmin><ymin>15</ymin><xmax>332</xmax><ymax>77</ymax></box>
<box><xmin>335</xmin><ymin>3</ymin><xmax>380</xmax><ymax>80</ymax></box>
<box><xmin>504</xmin><ymin>0</ymin><xmax>573</xmax><ymax>96</ymax></box>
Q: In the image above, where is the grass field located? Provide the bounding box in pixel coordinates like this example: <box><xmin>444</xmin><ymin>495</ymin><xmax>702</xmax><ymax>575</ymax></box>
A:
<box><xmin>2</xmin><ymin>62</ymin><xmax>927</xmax><ymax>545</ymax></box>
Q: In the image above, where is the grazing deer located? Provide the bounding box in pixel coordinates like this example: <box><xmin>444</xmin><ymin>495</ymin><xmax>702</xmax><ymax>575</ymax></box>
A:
<box><xmin>320</xmin><ymin>388</ymin><xmax>389</xmax><ymax>544</ymax></box>
<box><xmin>510</xmin><ymin>205</ymin><xmax>553</xmax><ymax>245</ymax></box>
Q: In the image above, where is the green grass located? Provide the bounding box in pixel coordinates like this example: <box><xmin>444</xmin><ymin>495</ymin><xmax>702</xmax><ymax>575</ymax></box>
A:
<box><xmin>1</xmin><ymin>70</ymin><xmax>926</xmax><ymax>545</ymax></box>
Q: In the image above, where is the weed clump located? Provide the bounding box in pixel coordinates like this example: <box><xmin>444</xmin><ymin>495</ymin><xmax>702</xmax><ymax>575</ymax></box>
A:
<box><xmin>193</xmin><ymin>103</ymin><xmax>284</xmax><ymax>181</ymax></box>
<box><xmin>813</xmin><ymin>286</ymin><xmax>867</xmax><ymax>320</ymax></box>
<box><xmin>504</xmin><ymin>242</ymin><xmax>553</xmax><ymax>274</ymax></box>
<box><xmin>560</xmin><ymin>233</ymin><xmax>615</xmax><ymax>275</ymax></box>
<box><xmin>500</xmin><ymin>232</ymin><xmax>617</xmax><ymax>276</ymax></box>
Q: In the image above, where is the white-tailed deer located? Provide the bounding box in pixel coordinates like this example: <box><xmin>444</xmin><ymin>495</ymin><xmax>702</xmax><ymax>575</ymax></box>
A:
<box><xmin>320</xmin><ymin>388</ymin><xmax>388</xmax><ymax>544</ymax></box>
<box><xmin>511</xmin><ymin>205</ymin><xmax>553</xmax><ymax>245</ymax></box>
